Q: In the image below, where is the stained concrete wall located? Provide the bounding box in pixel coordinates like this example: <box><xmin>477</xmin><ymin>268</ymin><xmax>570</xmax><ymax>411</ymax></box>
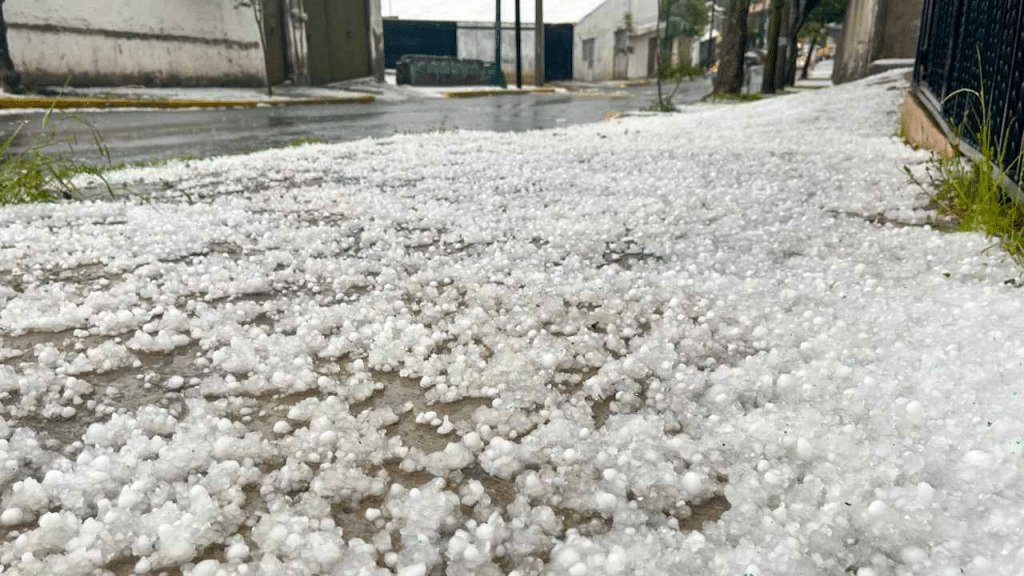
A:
<box><xmin>573</xmin><ymin>0</ymin><xmax>661</xmax><ymax>82</ymax></box>
<box><xmin>879</xmin><ymin>0</ymin><xmax>922</xmax><ymax>61</ymax></box>
<box><xmin>368</xmin><ymin>0</ymin><xmax>386</xmax><ymax>81</ymax></box>
<box><xmin>573</xmin><ymin>0</ymin><xmax>629</xmax><ymax>82</ymax></box>
<box><xmin>6</xmin><ymin>0</ymin><xmax>266</xmax><ymax>87</ymax></box>
<box><xmin>832</xmin><ymin>0</ymin><xmax>922</xmax><ymax>84</ymax></box>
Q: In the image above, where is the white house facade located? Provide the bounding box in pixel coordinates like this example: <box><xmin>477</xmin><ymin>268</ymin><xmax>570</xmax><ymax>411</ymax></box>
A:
<box><xmin>574</xmin><ymin>0</ymin><xmax>703</xmax><ymax>82</ymax></box>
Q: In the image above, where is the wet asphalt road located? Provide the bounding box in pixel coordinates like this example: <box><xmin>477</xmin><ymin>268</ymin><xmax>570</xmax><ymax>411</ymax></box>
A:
<box><xmin>0</xmin><ymin>77</ymin><xmax>715</xmax><ymax>166</ymax></box>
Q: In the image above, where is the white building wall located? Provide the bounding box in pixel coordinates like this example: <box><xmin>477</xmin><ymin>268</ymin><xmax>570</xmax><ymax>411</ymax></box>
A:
<box><xmin>574</xmin><ymin>0</ymin><xmax>659</xmax><ymax>82</ymax></box>
<box><xmin>6</xmin><ymin>0</ymin><xmax>265</xmax><ymax>86</ymax></box>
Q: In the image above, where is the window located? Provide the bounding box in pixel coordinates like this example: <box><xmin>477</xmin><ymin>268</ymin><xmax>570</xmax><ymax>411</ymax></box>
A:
<box><xmin>582</xmin><ymin>38</ymin><xmax>595</xmax><ymax>68</ymax></box>
<box><xmin>614</xmin><ymin>29</ymin><xmax>628</xmax><ymax>53</ymax></box>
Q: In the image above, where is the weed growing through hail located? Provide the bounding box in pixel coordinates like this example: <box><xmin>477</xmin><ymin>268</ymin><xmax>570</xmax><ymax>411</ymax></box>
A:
<box><xmin>285</xmin><ymin>136</ymin><xmax>328</xmax><ymax>148</ymax></box>
<box><xmin>0</xmin><ymin>107</ymin><xmax>112</xmax><ymax>205</ymax></box>
<box><xmin>927</xmin><ymin>73</ymin><xmax>1024</xmax><ymax>268</ymax></box>
<box><xmin>701</xmin><ymin>92</ymin><xmax>764</xmax><ymax>104</ymax></box>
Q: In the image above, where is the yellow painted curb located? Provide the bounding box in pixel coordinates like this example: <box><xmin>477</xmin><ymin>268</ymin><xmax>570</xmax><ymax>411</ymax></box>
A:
<box><xmin>443</xmin><ymin>87</ymin><xmax>557</xmax><ymax>98</ymax></box>
<box><xmin>0</xmin><ymin>94</ymin><xmax>375</xmax><ymax>110</ymax></box>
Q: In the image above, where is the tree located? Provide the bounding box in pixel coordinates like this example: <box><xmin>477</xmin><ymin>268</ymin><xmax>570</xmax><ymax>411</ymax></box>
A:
<box><xmin>776</xmin><ymin>0</ymin><xmax>847</xmax><ymax>87</ymax></box>
<box><xmin>797</xmin><ymin>0</ymin><xmax>848</xmax><ymax>79</ymax></box>
<box><xmin>0</xmin><ymin>0</ymin><xmax>20</xmax><ymax>93</ymax></box>
<box><xmin>763</xmin><ymin>0</ymin><xmax>842</xmax><ymax>92</ymax></box>
<box><xmin>712</xmin><ymin>0</ymin><xmax>750</xmax><ymax>94</ymax></box>
<box><xmin>761</xmin><ymin>0</ymin><xmax>783</xmax><ymax>93</ymax></box>
<box><xmin>653</xmin><ymin>0</ymin><xmax>709</xmax><ymax>111</ymax></box>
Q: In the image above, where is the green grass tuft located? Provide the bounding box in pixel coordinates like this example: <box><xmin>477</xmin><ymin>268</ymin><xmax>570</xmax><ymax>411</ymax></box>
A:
<box><xmin>702</xmin><ymin>92</ymin><xmax>764</xmax><ymax>103</ymax></box>
<box><xmin>285</xmin><ymin>136</ymin><xmax>328</xmax><ymax>147</ymax></box>
<box><xmin>0</xmin><ymin>108</ymin><xmax>112</xmax><ymax>205</ymax></box>
<box><xmin>931</xmin><ymin>155</ymin><xmax>1024</xmax><ymax>267</ymax></box>
<box><xmin>929</xmin><ymin>53</ymin><xmax>1024</xmax><ymax>268</ymax></box>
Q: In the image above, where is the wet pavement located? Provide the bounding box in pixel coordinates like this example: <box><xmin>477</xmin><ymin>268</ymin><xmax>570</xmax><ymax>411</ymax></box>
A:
<box><xmin>0</xmin><ymin>78</ymin><xmax>714</xmax><ymax>166</ymax></box>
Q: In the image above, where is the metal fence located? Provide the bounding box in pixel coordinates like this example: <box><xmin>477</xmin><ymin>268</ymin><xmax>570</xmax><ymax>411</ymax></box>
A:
<box><xmin>914</xmin><ymin>0</ymin><xmax>1024</xmax><ymax>185</ymax></box>
<box><xmin>383</xmin><ymin>20</ymin><xmax>459</xmax><ymax>69</ymax></box>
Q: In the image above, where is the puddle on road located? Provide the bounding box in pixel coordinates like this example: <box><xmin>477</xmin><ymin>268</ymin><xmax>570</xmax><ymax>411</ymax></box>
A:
<box><xmin>349</xmin><ymin>370</ymin><xmax>491</xmax><ymax>455</ymax></box>
<box><xmin>386</xmin><ymin>420</ymin><xmax>453</xmax><ymax>454</ymax></box>
<box><xmin>2</xmin><ymin>340</ymin><xmax>201</xmax><ymax>452</ymax></box>
<box><xmin>675</xmin><ymin>493</ymin><xmax>732</xmax><ymax>531</ymax></box>
<box><xmin>1</xmin><ymin>329</ymin><xmax>79</xmax><ymax>364</ymax></box>
<box><xmin>382</xmin><ymin>459</ymin><xmax>436</xmax><ymax>490</ymax></box>
<box><xmin>332</xmin><ymin>494</ymin><xmax>385</xmax><ymax>543</ymax></box>
<box><xmin>3</xmin><ymin>317</ymin><xmax>734</xmax><ymax>574</ymax></box>
<box><xmin>235</xmin><ymin>388</ymin><xmax>324</xmax><ymax>439</ymax></box>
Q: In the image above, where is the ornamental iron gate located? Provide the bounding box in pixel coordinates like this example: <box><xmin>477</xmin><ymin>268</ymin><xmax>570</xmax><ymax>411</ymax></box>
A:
<box><xmin>914</xmin><ymin>0</ymin><xmax>1024</xmax><ymax>186</ymax></box>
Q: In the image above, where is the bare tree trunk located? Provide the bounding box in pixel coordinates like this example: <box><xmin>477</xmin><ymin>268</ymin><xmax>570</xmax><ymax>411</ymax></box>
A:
<box><xmin>712</xmin><ymin>0</ymin><xmax>749</xmax><ymax>94</ymax></box>
<box><xmin>784</xmin><ymin>2</ymin><xmax>817</xmax><ymax>86</ymax></box>
<box><xmin>784</xmin><ymin>33</ymin><xmax>798</xmax><ymax>86</ymax></box>
<box><xmin>0</xmin><ymin>0</ymin><xmax>21</xmax><ymax>93</ymax></box>
<box><xmin>761</xmin><ymin>0</ymin><xmax>782</xmax><ymax>93</ymax></box>
<box><xmin>774</xmin><ymin>0</ymin><xmax>796</xmax><ymax>89</ymax></box>
<box><xmin>800</xmin><ymin>36</ymin><xmax>817</xmax><ymax>79</ymax></box>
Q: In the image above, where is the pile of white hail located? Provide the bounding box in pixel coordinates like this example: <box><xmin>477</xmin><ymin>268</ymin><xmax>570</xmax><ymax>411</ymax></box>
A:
<box><xmin>2</xmin><ymin>70</ymin><xmax>1024</xmax><ymax>576</ymax></box>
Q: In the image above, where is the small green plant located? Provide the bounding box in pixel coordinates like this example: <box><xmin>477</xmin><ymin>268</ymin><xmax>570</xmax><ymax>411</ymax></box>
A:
<box><xmin>932</xmin><ymin>155</ymin><xmax>1024</xmax><ymax>266</ymax></box>
<box><xmin>702</xmin><ymin>92</ymin><xmax>764</xmax><ymax>103</ymax></box>
<box><xmin>0</xmin><ymin>108</ymin><xmax>112</xmax><ymax>205</ymax></box>
<box><xmin>648</xmin><ymin>62</ymin><xmax>706</xmax><ymax>112</ymax></box>
<box><xmin>651</xmin><ymin>0</ymin><xmax>709</xmax><ymax>112</ymax></box>
<box><xmin>104</xmin><ymin>154</ymin><xmax>199</xmax><ymax>173</ymax></box>
<box><xmin>929</xmin><ymin>55</ymin><xmax>1024</xmax><ymax>267</ymax></box>
<box><xmin>285</xmin><ymin>136</ymin><xmax>328</xmax><ymax>148</ymax></box>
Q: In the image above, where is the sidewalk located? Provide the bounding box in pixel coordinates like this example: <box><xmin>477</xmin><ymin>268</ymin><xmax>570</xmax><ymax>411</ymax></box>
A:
<box><xmin>3</xmin><ymin>68</ymin><xmax>1024</xmax><ymax>576</ymax></box>
<box><xmin>0</xmin><ymin>85</ymin><xmax>377</xmax><ymax>111</ymax></box>
<box><xmin>0</xmin><ymin>73</ymin><xmax>564</xmax><ymax>111</ymax></box>
<box><xmin>0</xmin><ymin>60</ymin><xmax>831</xmax><ymax>111</ymax></box>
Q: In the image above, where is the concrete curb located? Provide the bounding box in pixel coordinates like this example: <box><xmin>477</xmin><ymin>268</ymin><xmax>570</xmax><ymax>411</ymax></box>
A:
<box><xmin>0</xmin><ymin>94</ymin><xmax>375</xmax><ymax>110</ymax></box>
<box><xmin>899</xmin><ymin>90</ymin><xmax>954</xmax><ymax>159</ymax></box>
<box><xmin>442</xmin><ymin>87</ymin><xmax>557</xmax><ymax>99</ymax></box>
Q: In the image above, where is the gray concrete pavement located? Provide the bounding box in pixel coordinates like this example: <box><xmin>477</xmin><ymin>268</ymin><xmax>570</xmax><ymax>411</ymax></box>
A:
<box><xmin>0</xmin><ymin>78</ymin><xmax>714</xmax><ymax>165</ymax></box>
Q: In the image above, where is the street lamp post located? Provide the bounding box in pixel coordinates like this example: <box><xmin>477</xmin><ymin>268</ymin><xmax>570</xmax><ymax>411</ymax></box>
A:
<box><xmin>515</xmin><ymin>0</ymin><xmax>522</xmax><ymax>88</ymax></box>
<box><xmin>494</xmin><ymin>0</ymin><xmax>505</xmax><ymax>86</ymax></box>
<box><xmin>534</xmin><ymin>0</ymin><xmax>544</xmax><ymax>86</ymax></box>
<box><xmin>707</xmin><ymin>1</ymin><xmax>715</xmax><ymax>68</ymax></box>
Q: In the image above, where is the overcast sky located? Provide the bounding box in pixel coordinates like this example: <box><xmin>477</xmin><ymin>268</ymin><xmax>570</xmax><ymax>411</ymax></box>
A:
<box><xmin>382</xmin><ymin>0</ymin><xmax>607</xmax><ymax>23</ymax></box>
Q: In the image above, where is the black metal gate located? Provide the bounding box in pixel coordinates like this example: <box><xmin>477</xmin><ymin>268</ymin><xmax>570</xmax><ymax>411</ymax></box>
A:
<box><xmin>914</xmin><ymin>0</ymin><xmax>1024</xmax><ymax>185</ymax></box>
<box><xmin>543</xmin><ymin>24</ymin><xmax>573</xmax><ymax>82</ymax></box>
<box><xmin>382</xmin><ymin>20</ymin><xmax>458</xmax><ymax>69</ymax></box>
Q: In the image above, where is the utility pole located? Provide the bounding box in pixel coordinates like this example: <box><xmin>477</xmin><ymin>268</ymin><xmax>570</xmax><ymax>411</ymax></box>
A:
<box><xmin>515</xmin><ymin>0</ymin><xmax>522</xmax><ymax>88</ymax></box>
<box><xmin>655</xmin><ymin>0</ymin><xmax>664</xmax><ymax>108</ymax></box>
<box><xmin>534</xmin><ymin>0</ymin><xmax>544</xmax><ymax>86</ymax></box>
<box><xmin>494</xmin><ymin>0</ymin><xmax>505</xmax><ymax>87</ymax></box>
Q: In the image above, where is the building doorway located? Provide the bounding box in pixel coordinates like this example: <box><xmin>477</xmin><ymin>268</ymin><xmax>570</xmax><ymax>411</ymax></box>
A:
<box><xmin>305</xmin><ymin>0</ymin><xmax>371</xmax><ymax>84</ymax></box>
<box><xmin>613</xmin><ymin>29</ymin><xmax>628</xmax><ymax>79</ymax></box>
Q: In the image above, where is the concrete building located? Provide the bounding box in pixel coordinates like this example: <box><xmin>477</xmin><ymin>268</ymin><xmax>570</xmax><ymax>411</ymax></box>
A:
<box><xmin>832</xmin><ymin>0</ymin><xmax>922</xmax><ymax>83</ymax></box>
<box><xmin>5</xmin><ymin>0</ymin><xmax>383</xmax><ymax>87</ymax></box>
<box><xmin>573</xmin><ymin>0</ymin><xmax>662</xmax><ymax>81</ymax></box>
